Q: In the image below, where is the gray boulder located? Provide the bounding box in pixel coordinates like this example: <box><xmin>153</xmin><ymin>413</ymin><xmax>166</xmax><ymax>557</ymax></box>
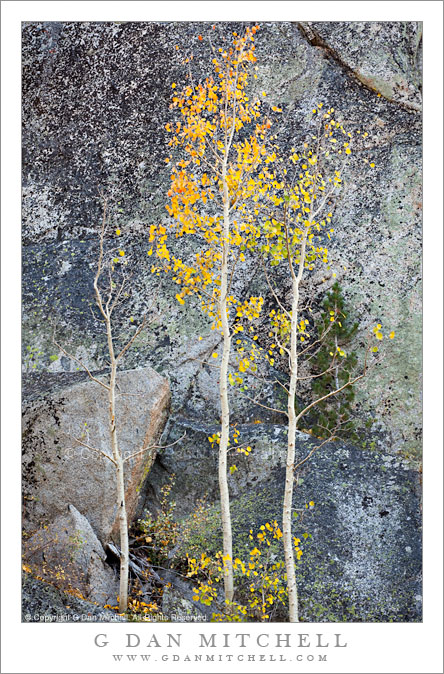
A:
<box><xmin>161</xmin><ymin>582</ymin><xmax>208</xmax><ymax>623</ymax></box>
<box><xmin>23</xmin><ymin>504</ymin><xmax>118</xmax><ymax>605</ymax></box>
<box><xmin>22</xmin><ymin>573</ymin><xmax>126</xmax><ymax>622</ymax></box>
<box><xmin>22</xmin><ymin>366</ymin><xmax>170</xmax><ymax>544</ymax></box>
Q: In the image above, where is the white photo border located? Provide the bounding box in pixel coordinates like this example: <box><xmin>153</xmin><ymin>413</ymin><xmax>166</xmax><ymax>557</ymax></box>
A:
<box><xmin>2</xmin><ymin>2</ymin><xmax>442</xmax><ymax>673</ymax></box>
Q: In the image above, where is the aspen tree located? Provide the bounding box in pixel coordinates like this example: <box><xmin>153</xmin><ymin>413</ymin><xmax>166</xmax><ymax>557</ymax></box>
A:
<box><xmin>155</xmin><ymin>25</ymin><xmax>277</xmax><ymax>603</ymax></box>
<box><xmin>53</xmin><ymin>197</ymin><xmax>180</xmax><ymax>612</ymax></box>
<box><xmin>258</xmin><ymin>105</ymin><xmax>384</xmax><ymax>621</ymax></box>
<box><xmin>158</xmin><ymin>28</ymin><xmax>387</xmax><ymax>620</ymax></box>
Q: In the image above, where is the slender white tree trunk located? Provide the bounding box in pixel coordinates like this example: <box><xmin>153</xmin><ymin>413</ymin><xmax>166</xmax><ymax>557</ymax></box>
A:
<box><xmin>283</xmin><ymin>231</ymin><xmax>308</xmax><ymax>623</ymax></box>
<box><xmin>283</xmin><ymin>279</ymin><xmax>300</xmax><ymax>623</ymax></box>
<box><xmin>107</xmin><ymin>322</ymin><xmax>129</xmax><ymax>613</ymax></box>
<box><xmin>219</xmin><ymin>157</ymin><xmax>234</xmax><ymax>602</ymax></box>
<box><xmin>115</xmin><ymin>454</ymin><xmax>129</xmax><ymax>612</ymax></box>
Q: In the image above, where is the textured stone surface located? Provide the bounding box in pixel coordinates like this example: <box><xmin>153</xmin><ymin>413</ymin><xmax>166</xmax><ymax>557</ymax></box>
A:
<box><xmin>145</xmin><ymin>420</ymin><xmax>422</xmax><ymax>622</ymax></box>
<box><xmin>23</xmin><ymin>505</ymin><xmax>119</xmax><ymax>604</ymax></box>
<box><xmin>22</xmin><ymin>573</ymin><xmax>125</xmax><ymax>622</ymax></box>
<box><xmin>22</xmin><ymin>20</ymin><xmax>422</xmax><ymax>456</ymax></box>
<box><xmin>161</xmin><ymin>581</ymin><xmax>209</xmax><ymax>622</ymax></box>
<box><xmin>22</xmin><ymin>367</ymin><xmax>170</xmax><ymax>543</ymax></box>
<box><xmin>298</xmin><ymin>22</ymin><xmax>422</xmax><ymax>111</ymax></box>
<box><xmin>22</xmin><ymin>21</ymin><xmax>422</xmax><ymax>622</ymax></box>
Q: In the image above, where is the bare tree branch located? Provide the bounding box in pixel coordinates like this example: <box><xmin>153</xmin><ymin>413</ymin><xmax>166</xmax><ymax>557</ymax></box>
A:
<box><xmin>293</xmin><ymin>419</ymin><xmax>346</xmax><ymax>474</ymax></box>
<box><xmin>93</xmin><ymin>199</ymin><xmax>109</xmax><ymax>322</ymax></box>
<box><xmin>232</xmin><ymin>359</ymin><xmax>290</xmax><ymax>395</ymax></box>
<box><xmin>295</xmin><ymin>351</ymin><xmax>369</xmax><ymax>425</ymax></box>
<box><xmin>123</xmin><ymin>432</ymin><xmax>187</xmax><ymax>464</ymax></box>
<box><xmin>273</xmin><ymin>377</ymin><xmax>290</xmax><ymax>395</ymax></box>
<box><xmin>298</xmin><ymin>320</ymin><xmax>334</xmax><ymax>358</ymax></box>
<box><xmin>272</xmin><ymin>331</ymin><xmax>291</xmax><ymax>358</ymax></box>
<box><xmin>188</xmin><ymin>357</ymin><xmax>220</xmax><ymax>369</ymax></box>
<box><xmin>110</xmin><ymin>275</ymin><xmax>128</xmax><ymax>316</ymax></box>
<box><xmin>296</xmin><ymin>362</ymin><xmax>339</xmax><ymax>381</ymax></box>
<box><xmin>196</xmin><ymin>284</ymin><xmax>219</xmax><ymax>303</ymax></box>
<box><xmin>105</xmin><ymin>266</ymin><xmax>114</xmax><ymax>316</ymax></box>
<box><xmin>311</xmin><ymin>186</ymin><xmax>336</xmax><ymax>219</ymax></box>
<box><xmin>259</xmin><ymin>255</ymin><xmax>291</xmax><ymax>319</ymax></box>
<box><xmin>115</xmin><ymin>316</ymin><xmax>147</xmax><ymax>363</ymax></box>
<box><xmin>283</xmin><ymin>204</ymin><xmax>297</xmax><ymax>282</ymax></box>
<box><xmin>52</xmin><ymin>333</ymin><xmax>110</xmax><ymax>391</ymax></box>
<box><xmin>237</xmin><ymin>390</ymin><xmax>287</xmax><ymax>416</ymax></box>
<box><xmin>64</xmin><ymin>432</ymin><xmax>116</xmax><ymax>465</ymax></box>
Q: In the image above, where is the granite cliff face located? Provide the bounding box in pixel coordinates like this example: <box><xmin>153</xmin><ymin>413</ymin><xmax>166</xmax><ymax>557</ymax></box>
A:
<box><xmin>22</xmin><ymin>21</ymin><xmax>422</xmax><ymax>621</ymax></box>
<box><xmin>22</xmin><ymin>20</ymin><xmax>422</xmax><ymax>455</ymax></box>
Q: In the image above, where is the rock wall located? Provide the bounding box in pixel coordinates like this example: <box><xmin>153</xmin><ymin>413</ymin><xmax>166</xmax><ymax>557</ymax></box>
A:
<box><xmin>22</xmin><ymin>20</ymin><xmax>422</xmax><ymax>456</ymax></box>
<box><xmin>22</xmin><ymin>21</ymin><xmax>422</xmax><ymax>621</ymax></box>
<box><xmin>146</xmin><ymin>420</ymin><xmax>421</xmax><ymax>621</ymax></box>
<box><xmin>22</xmin><ymin>573</ymin><xmax>125</xmax><ymax>622</ymax></box>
